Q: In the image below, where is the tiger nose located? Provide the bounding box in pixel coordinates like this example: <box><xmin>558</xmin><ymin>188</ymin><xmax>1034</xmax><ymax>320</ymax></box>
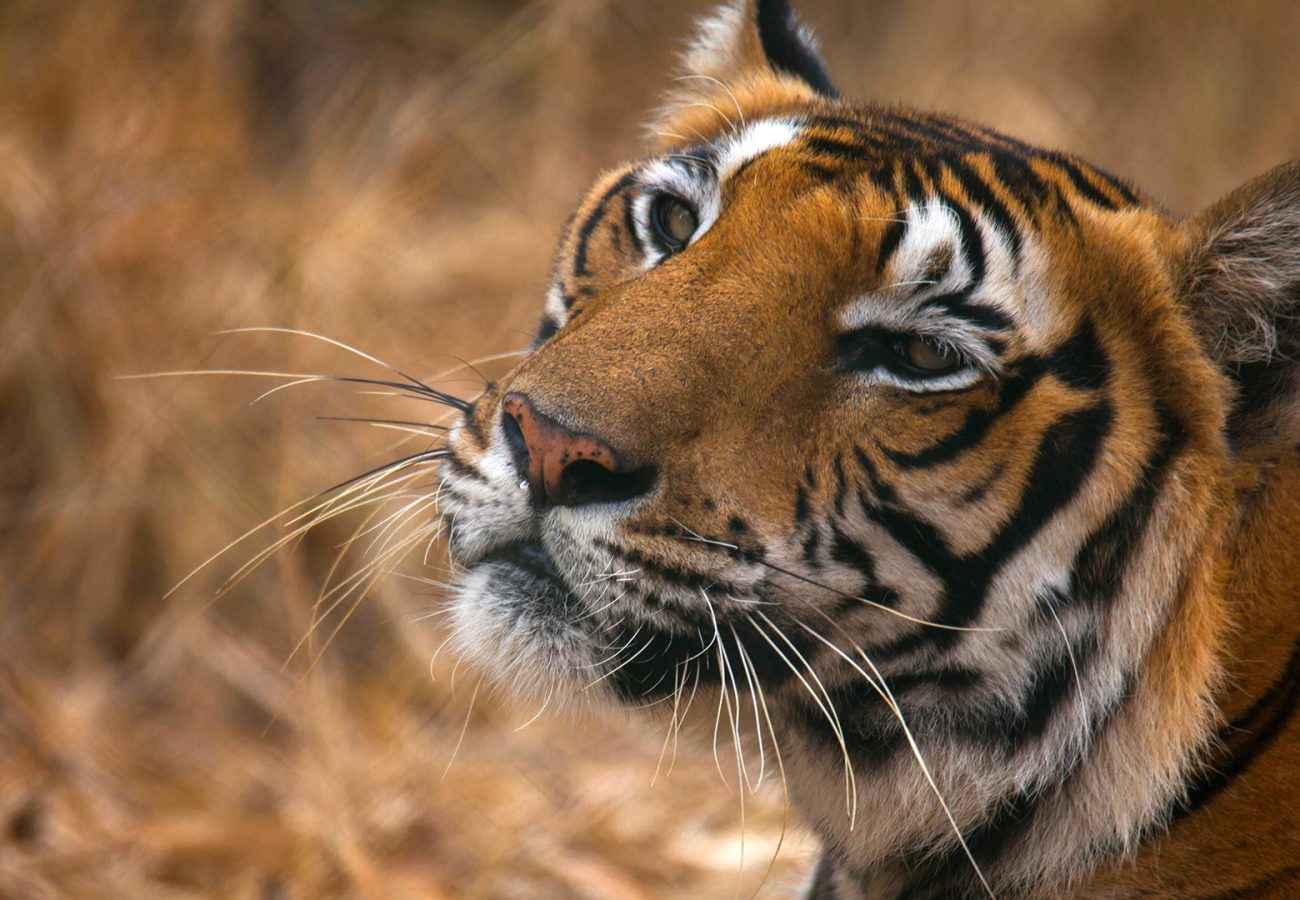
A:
<box><xmin>501</xmin><ymin>392</ymin><xmax>653</xmax><ymax>507</ymax></box>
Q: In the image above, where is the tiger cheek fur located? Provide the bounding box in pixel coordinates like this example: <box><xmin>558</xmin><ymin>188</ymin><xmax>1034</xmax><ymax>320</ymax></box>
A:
<box><xmin>435</xmin><ymin>2</ymin><xmax>1300</xmax><ymax>897</ymax></box>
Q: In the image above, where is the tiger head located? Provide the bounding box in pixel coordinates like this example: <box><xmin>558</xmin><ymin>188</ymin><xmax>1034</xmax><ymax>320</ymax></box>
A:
<box><xmin>437</xmin><ymin>1</ymin><xmax>1300</xmax><ymax>895</ymax></box>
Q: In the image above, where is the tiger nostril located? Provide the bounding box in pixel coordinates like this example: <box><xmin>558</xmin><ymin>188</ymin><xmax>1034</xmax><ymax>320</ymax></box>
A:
<box><xmin>556</xmin><ymin>459</ymin><xmax>658</xmax><ymax>507</ymax></box>
<box><xmin>502</xmin><ymin>407</ymin><xmax>531</xmax><ymax>488</ymax></box>
<box><xmin>500</xmin><ymin>392</ymin><xmax>655</xmax><ymax>507</ymax></box>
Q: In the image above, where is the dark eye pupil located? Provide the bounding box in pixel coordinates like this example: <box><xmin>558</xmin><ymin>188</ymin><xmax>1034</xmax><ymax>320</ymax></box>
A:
<box><xmin>653</xmin><ymin>196</ymin><xmax>697</xmax><ymax>248</ymax></box>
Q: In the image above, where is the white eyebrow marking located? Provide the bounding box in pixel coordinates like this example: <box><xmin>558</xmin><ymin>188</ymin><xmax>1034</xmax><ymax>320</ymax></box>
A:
<box><xmin>885</xmin><ymin>198</ymin><xmax>970</xmax><ymax>288</ymax></box>
<box><xmin>716</xmin><ymin>119</ymin><xmax>802</xmax><ymax>182</ymax></box>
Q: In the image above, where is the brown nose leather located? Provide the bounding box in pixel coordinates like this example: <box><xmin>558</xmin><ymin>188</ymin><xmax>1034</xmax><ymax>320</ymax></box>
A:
<box><xmin>502</xmin><ymin>392</ymin><xmax>622</xmax><ymax>504</ymax></box>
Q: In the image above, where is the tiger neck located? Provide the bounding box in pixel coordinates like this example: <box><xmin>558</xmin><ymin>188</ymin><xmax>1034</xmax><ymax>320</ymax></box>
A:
<box><xmin>1082</xmin><ymin>449</ymin><xmax>1300</xmax><ymax>896</ymax></box>
<box><xmin>798</xmin><ymin>451</ymin><xmax>1300</xmax><ymax>899</ymax></box>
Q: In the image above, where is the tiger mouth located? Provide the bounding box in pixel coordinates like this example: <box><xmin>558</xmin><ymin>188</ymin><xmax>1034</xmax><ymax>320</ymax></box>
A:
<box><xmin>477</xmin><ymin>540</ymin><xmax>571</xmax><ymax>594</ymax></box>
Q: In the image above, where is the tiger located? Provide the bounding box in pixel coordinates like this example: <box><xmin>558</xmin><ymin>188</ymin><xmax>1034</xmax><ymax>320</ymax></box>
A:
<box><xmin>432</xmin><ymin>1</ymin><xmax>1300</xmax><ymax>896</ymax></box>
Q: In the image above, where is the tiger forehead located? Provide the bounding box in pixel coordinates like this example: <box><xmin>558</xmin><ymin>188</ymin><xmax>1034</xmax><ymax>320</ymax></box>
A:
<box><xmin>609</xmin><ymin>109</ymin><xmax>1146</xmax><ymax>266</ymax></box>
<box><xmin>648</xmin><ymin>109</ymin><xmax>1139</xmax><ymax>199</ymax></box>
<box><xmin>545</xmin><ymin>108</ymin><xmax>1146</xmax><ymax>342</ymax></box>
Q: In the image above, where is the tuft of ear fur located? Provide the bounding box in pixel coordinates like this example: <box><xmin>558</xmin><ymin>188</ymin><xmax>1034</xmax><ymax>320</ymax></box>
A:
<box><xmin>1179</xmin><ymin>160</ymin><xmax>1300</xmax><ymax>454</ymax></box>
<box><xmin>655</xmin><ymin>0</ymin><xmax>835</xmax><ymax>141</ymax></box>
<box><xmin>688</xmin><ymin>0</ymin><xmax>837</xmax><ymax>97</ymax></box>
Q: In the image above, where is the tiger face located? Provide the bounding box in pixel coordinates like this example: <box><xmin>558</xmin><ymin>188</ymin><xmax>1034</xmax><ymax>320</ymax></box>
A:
<box><xmin>436</xmin><ymin>1</ymin><xmax>1300</xmax><ymax>895</ymax></box>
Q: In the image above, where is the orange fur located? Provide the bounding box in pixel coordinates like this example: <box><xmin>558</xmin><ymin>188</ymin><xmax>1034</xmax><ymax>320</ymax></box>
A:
<box><xmin>441</xmin><ymin>3</ymin><xmax>1300</xmax><ymax>895</ymax></box>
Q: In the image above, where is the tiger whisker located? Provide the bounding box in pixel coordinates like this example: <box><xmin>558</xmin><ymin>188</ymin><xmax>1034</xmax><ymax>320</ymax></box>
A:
<box><xmin>440</xmin><ymin>680</ymin><xmax>481</xmax><ymax>784</ymax></box>
<box><xmin>318</xmin><ymin>414</ymin><xmax>450</xmax><ymax>432</ymax></box>
<box><xmin>218</xmin><ymin>326</ymin><xmax>470</xmax><ymax>408</ymax></box>
<box><xmin>698</xmin><ymin>587</ymin><xmax>737</xmax><ymax>790</ymax></box>
<box><xmin>122</xmin><ymin>368</ymin><xmax>469</xmax><ymax>411</ymax></box>
<box><xmin>581</xmin><ymin>635</ymin><xmax>655</xmax><ymax>691</ymax></box>
<box><xmin>315</xmin><ymin>448</ymin><xmax>449</xmax><ymax>497</ymax></box>
<box><xmin>1039</xmin><ymin>591</ymin><xmax>1088</xmax><ymax>749</ymax></box>
<box><xmin>408</xmin><ymin>606</ymin><xmax>457</xmax><ymax>623</ymax></box>
<box><xmin>513</xmin><ymin>686</ymin><xmax>555</xmax><ymax>733</ymax></box>
<box><xmin>679</xmin><ymin>100</ymin><xmax>739</xmax><ymax>138</ymax></box>
<box><xmin>752</xmin><ymin>609</ymin><xmax>860</xmax><ymax>829</ymax></box>
<box><xmin>718</xmin><ymin>620</ymin><xmax>754</xmax><ymax>798</ymax></box>
<box><xmin>580</xmin><ymin>623</ymin><xmax>644</xmax><ymax>670</ymax></box>
<box><xmin>575</xmin><ymin>587</ymin><xmax>629</xmax><ymax>622</ymax></box>
<box><xmin>730</xmin><ymin>622</ymin><xmax>767</xmax><ymax>791</ymax></box>
<box><xmin>795</xmin><ymin>609</ymin><xmax>997</xmax><ymax>899</ymax></box>
<box><xmin>673</xmin><ymin>73</ymin><xmax>747</xmax><ymax>133</ymax></box>
<box><xmin>654</xmin><ymin>129</ymin><xmax>694</xmax><ymax>144</ymax></box>
<box><xmin>739</xmin><ymin>634</ymin><xmax>790</xmax><ymax>900</ymax></box>
<box><xmin>745</xmin><ymin>612</ymin><xmax>858</xmax><ymax>828</ymax></box>
<box><xmin>666</xmin><ymin>523</ymin><xmax>999</xmax><ymax>633</ymax></box>
<box><xmin>652</xmin><ymin>662</ymin><xmax>690</xmax><ymax>788</ymax></box>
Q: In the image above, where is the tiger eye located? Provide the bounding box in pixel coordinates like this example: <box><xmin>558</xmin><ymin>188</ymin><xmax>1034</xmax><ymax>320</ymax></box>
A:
<box><xmin>652</xmin><ymin>195</ymin><xmax>698</xmax><ymax>248</ymax></box>
<box><xmin>900</xmin><ymin>337</ymin><xmax>962</xmax><ymax>373</ymax></box>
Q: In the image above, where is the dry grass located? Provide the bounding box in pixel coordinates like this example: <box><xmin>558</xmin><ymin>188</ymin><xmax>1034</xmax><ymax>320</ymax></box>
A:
<box><xmin>1</xmin><ymin>1</ymin><xmax>1297</xmax><ymax>897</ymax></box>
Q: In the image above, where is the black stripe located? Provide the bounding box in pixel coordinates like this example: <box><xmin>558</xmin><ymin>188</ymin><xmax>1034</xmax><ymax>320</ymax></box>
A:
<box><xmin>595</xmin><ymin>538</ymin><xmax>743</xmax><ymax>596</ymax></box>
<box><xmin>802</xmin><ymin>134</ymin><xmax>872</xmax><ymax>163</ymax></box>
<box><xmin>956</xmin><ymin>461</ymin><xmax>1005</xmax><ymax>505</ymax></box>
<box><xmin>832</xmin><ymin>451</ymin><xmax>848</xmax><ymax>516</ymax></box>
<box><xmin>945</xmin><ymin>153</ymin><xmax>1024</xmax><ymax>266</ymax></box>
<box><xmin>607</xmin><ymin>611</ymin><xmax>817</xmax><ymax>700</ymax></box>
<box><xmin>1004</xmin><ymin>628</ymin><xmax>1098</xmax><ymax>749</ymax></box>
<box><xmin>805</xmin><ymin>855</ymin><xmax>839</xmax><ymax>900</ymax></box>
<box><xmin>919</xmin><ymin>289</ymin><xmax>1012</xmax><ymax>330</ymax></box>
<box><xmin>1046</xmin><ymin>153</ymin><xmax>1120</xmax><ymax>211</ymax></box>
<box><xmin>883</xmin><ymin>665</ymin><xmax>983</xmax><ymax>696</ymax></box>
<box><xmin>801</xmin><ymin>526</ymin><xmax>821</xmax><ymax>565</ymax></box>
<box><xmin>1048</xmin><ymin>317</ymin><xmax>1111</xmax><ymax>391</ymax></box>
<box><xmin>460</xmin><ymin>394</ymin><xmax>488</xmax><ymax>446</ymax></box>
<box><xmin>755</xmin><ymin>0</ymin><xmax>838</xmax><ymax>96</ymax></box>
<box><xmin>1174</xmin><ymin>634</ymin><xmax>1300</xmax><ymax>822</ymax></box>
<box><xmin>828</xmin><ymin>524</ymin><xmax>902</xmax><ymax>608</ymax></box>
<box><xmin>573</xmin><ymin>172</ymin><xmax>637</xmax><ymax>277</ymax></box>
<box><xmin>794</xmin><ymin>482</ymin><xmax>811</xmax><ymax>524</ymax></box>
<box><xmin>442</xmin><ymin>446</ymin><xmax>487</xmax><ymax>483</ymax></box>
<box><xmin>803</xmin><ymin>677</ymin><xmax>908</xmax><ymax>769</ymax></box>
<box><xmin>937</xmin><ymin>184</ymin><xmax>986</xmax><ymax>285</ymax></box>
<box><xmin>900</xmin><ymin>158</ymin><xmax>927</xmax><ymax>203</ymax></box>
<box><xmin>945</xmin><ymin>400</ymin><xmax>1114</xmax><ymax>628</ymax></box>
<box><xmin>807</xmin><ymin>115</ymin><xmax>897</xmax><ymax>151</ymax></box>
<box><xmin>883</xmin><ymin>319</ymin><xmax>1108</xmax><ymax>470</ymax></box>
<box><xmin>1069</xmin><ymin>401</ymin><xmax>1187</xmax><ymax>609</ymax></box>
<box><xmin>856</xmin><ymin>398</ymin><xmax>1114</xmax><ymax>642</ymax></box>
<box><xmin>880</xmin><ymin>112</ymin><xmax>977</xmax><ymax>148</ymax></box>
<box><xmin>899</xmin><ymin>786</ymin><xmax>1038</xmax><ymax>896</ymax></box>
<box><xmin>989</xmin><ymin>149</ymin><xmax>1052</xmax><ymax>209</ymax></box>
<box><xmin>621</xmin><ymin>192</ymin><xmax>644</xmax><ymax>257</ymax></box>
<box><xmin>883</xmin><ymin>366</ymin><xmax>1037</xmax><ymax>469</ymax></box>
<box><xmin>533</xmin><ymin>316</ymin><xmax>560</xmax><ymax>346</ymax></box>
<box><xmin>798</xmin><ymin>160</ymin><xmax>842</xmax><ymax>183</ymax></box>
<box><xmin>875</xmin><ymin>217</ymin><xmax>907</xmax><ymax>275</ymax></box>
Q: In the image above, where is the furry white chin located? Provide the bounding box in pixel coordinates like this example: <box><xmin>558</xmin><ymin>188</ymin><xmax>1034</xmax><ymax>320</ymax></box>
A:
<box><xmin>448</xmin><ymin>550</ymin><xmax>609</xmax><ymax>709</ymax></box>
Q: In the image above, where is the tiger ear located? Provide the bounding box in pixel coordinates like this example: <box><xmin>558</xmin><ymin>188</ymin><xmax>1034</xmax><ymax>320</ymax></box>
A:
<box><xmin>1178</xmin><ymin>160</ymin><xmax>1300</xmax><ymax>454</ymax></box>
<box><xmin>657</xmin><ymin>0</ymin><xmax>836</xmax><ymax>137</ymax></box>
<box><xmin>685</xmin><ymin>0</ymin><xmax>837</xmax><ymax>97</ymax></box>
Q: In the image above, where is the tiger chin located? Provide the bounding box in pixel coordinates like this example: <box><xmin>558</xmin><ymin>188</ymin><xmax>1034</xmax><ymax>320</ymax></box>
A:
<box><xmin>434</xmin><ymin>1</ymin><xmax>1300</xmax><ymax>896</ymax></box>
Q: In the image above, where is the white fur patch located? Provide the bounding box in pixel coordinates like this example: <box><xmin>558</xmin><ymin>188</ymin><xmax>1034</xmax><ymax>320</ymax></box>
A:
<box><xmin>716</xmin><ymin>118</ymin><xmax>802</xmax><ymax>182</ymax></box>
<box><xmin>836</xmin><ymin>197</ymin><xmax>1022</xmax><ymax>390</ymax></box>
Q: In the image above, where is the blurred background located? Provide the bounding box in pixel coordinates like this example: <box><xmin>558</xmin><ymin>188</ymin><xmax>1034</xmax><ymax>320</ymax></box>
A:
<box><xmin>1</xmin><ymin>1</ymin><xmax>1297</xmax><ymax>896</ymax></box>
